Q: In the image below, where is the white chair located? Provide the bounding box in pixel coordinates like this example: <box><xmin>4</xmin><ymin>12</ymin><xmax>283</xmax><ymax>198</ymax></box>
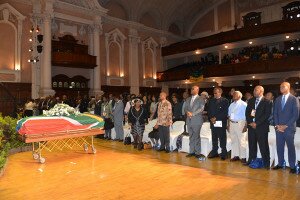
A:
<box><xmin>295</xmin><ymin>128</ymin><xmax>300</xmax><ymax>163</ymax></box>
<box><xmin>268</xmin><ymin>126</ymin><xmax>277</xmax><ymax>166</ymax></box>
<box><xmin>169</xmin><ymin>121</ymin><xmax>185</xmax><ymax>150</ymax></box>
<box><xmin>245</xmin><ymin>126</ymin><xmax>277</xmax><ymax>167</ymax></box>
<box><xmin>200</xmin><ymin>123</ymin><xmax>212</xmax><ymax>157</ymax></box>
<box><xmin>180</xmin><ymin>122</ymin><xmax>212</xmax><ymax>157</ymax></box>
<box><xmin>274</xmin><ymin>127</ymin><xmax>300</xmax><ymax>167</ymax></box>
<box><xmin>143</xmin><ymin>119</ymin><xmax>158</xmax><ymax>143</ymax></box>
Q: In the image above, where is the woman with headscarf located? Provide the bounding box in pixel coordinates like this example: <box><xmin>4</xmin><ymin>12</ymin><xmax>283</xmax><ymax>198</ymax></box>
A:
<box><xmin>128</xmin><ymin>98</ymin><xmax>148</xmax><ymax>150</ymax></box>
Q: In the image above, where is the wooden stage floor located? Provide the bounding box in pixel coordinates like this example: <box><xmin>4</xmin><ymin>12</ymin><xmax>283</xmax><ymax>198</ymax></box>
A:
<box><xmin>0</xmin><ymin>139</ymin><xmax>299</xmax><ymax>200</ymax></box>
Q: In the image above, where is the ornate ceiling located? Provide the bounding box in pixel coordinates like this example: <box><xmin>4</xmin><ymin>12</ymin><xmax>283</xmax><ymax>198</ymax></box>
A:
<box><xmin>59</xmin><ymin>0</ymin><xmax>218</xmax><ymax>33</ymax></box>
<box><xmin>57</xmin><ymin>0</ymin><xmax>288</xmax><ymax>36</ymax></box>
<box><xmin>98</xmin><ymin>0</ymin><xmax>218</xmax><ymax>34</ymax></box>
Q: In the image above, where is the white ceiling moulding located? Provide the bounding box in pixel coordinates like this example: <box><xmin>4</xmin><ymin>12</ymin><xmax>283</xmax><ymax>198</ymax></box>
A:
<box><xmin>54</xmin><ymin>12</ymin><xmax>93</xmax><ymax>25</ymax></box>
<box><xmin>55</xmin><ymin>0</ymin><xmax>108</xmax><ymax>16</ymax></box>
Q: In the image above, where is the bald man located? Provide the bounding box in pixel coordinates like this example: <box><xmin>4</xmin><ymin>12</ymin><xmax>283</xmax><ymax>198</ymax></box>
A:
<box><xmin>273</xmin><ymin>82</ymin><xmax>300</xmax><ymax>174</ymax></box>
<box><xmin>184</xmin><ymin>86</ymin><xmax>206</xmax><ymax>159</ymax></box>
<box><xmin>245</xmin><ymin>86</ymin><xmax>272</xmax><ymax>169</ymax></box>
<box><xmin>155</xmin><ymin>92</ymin><xmax>173</xmax><ymax>153</ymax></box>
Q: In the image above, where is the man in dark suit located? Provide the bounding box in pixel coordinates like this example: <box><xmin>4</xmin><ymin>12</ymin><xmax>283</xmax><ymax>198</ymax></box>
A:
<box><xmin>245</xmin><ymin>86</ymin><xmax>272</xmax><ymax>169</ymax></box>
<box><xmin>94</xmin><ymin>93</ymin><xmax>104</xmax><ymax>116</ymax></box>
<box><xmin>207</xmin><ymin>87</ymin><xmax>229</xmax><ymax>160</ymax></box>
<box><xmin>273</xmin><ymin>82</ymin><xmax>300</xmax><ymax>174</ymax></box>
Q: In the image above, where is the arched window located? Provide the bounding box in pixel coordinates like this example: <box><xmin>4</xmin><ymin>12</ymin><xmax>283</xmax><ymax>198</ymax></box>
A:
<box><xmin>142</xmin><ymin>37</ymin><xmax>158</xmax><ymax>80</ymax></box>
<box><xmin>0</xmin><ymin>3</ymin><xmax>25</xmax><ymax>82</ymax></box>
<box><xmin>105</xmin><ymin>28</ymin><xmax>126</xmax><ymax>77</ymax></box>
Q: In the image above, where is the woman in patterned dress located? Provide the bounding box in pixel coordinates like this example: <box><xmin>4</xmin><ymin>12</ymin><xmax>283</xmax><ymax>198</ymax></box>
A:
<box><xmin>128</xmin><ymin>98</ymin><xmax>148</xmax><ymax>150</ymax></box>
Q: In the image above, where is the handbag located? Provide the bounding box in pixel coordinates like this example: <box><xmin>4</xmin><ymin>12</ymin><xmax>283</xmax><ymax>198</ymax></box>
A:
<box><xmin>124</xmin><ymin>133</ymin><xmax>131</xmax><ymax>145</ymax></box>
<box><xmin>249</xmin><ymin>158</ymin><xmax>264</xmax><ymax>169</ymax></box>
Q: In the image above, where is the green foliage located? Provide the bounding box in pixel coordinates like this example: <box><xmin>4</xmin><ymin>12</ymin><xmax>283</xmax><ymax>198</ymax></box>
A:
<box><xmin>0</xmin><ymin>143</ymin><xmax>10</xmax><ymax>169</ymax></box>
<box><xmin>0</xmin><ymin>113</ymin><xmax>26</xmax><ymax>170</ymax></box>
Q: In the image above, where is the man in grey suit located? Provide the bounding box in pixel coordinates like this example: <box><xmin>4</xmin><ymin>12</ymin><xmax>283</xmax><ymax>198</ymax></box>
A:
<box><xmin>184</xmin><ymin>86</ymin><xmax>206</xmax><ymax>159</ymax></box>
<box><xmin>112</xmin><ymin>95</ymin><xmax>125</xmax><ymax>142</ymax></box>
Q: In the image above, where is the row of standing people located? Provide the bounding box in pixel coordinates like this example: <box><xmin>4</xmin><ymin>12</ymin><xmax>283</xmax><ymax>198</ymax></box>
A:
<box><xmin>183</xmin><ymin>82</ymin><xmax>299</xmax><ymax>174</ymax></box>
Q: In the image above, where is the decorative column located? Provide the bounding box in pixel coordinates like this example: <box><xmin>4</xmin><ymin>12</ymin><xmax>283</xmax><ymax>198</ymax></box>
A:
<box><xmin>92</xmin><ymin>16</ymin><xmax>103</xmax><ymax>96</ymax></box>
<box><xmin>230</xmin><ymin>0</ymin><xmax>236</xmax><ymax>27</ymax></box>
<box><xmin>88</xmin><ymin>26</ymin><xmax>94</xmax><ymax>95</ymax></box>
<box><xmin>39</xmin><ymin>0</ymin><xmax>55</xmax><ymax>97</ymax></box>
<box><xmin>128</xmin><ymin>28</ymin><xmax>140</xmax><ymax>95</ymax></box>
<box><xmin>214</xmin><ymin>7</ymin><xmax>218</xmax><ymax>31</ymax></box>
<box><xmin>159</xmin><ymin>36</ymin><xmax>167</xmax><ymax>72</ymax></box>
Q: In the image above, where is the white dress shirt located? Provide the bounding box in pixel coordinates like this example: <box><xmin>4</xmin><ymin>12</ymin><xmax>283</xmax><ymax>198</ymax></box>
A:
<box><xmin>282</xmin><ymin>93</ymin><xmax>290</xmax><ymax>105</ymax></box>
<box><xmin>190</xmin><ymin>95</ymin><xmax>197</xmax><ymax>107</ymax></box>
<box><xmin>228</xmin><ymin>99</ymin><xmax>247</xmax><ymax>121</ymax></box>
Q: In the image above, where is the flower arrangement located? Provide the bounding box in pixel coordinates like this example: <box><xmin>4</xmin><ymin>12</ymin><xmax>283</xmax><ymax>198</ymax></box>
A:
<box><xmin>43</xmin><ymin>104</ymin><xmax>80</xmax><ymax>117</ymax></box>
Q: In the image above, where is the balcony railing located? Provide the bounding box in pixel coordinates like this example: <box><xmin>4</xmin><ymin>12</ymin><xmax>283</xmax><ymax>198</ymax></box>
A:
<box><xmin>162</xmin><ymin>19</ymin><xmax>300</xmax><ymax>56</ymax></box>
<box><xmin>157</xmin><ymin>55</ymin><xmax>300</xmax><ymax>82</ymax></box>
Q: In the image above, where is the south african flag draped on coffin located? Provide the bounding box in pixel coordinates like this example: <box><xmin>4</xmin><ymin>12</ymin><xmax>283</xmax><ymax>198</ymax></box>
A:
<box><xmin>16</xmin><ymin>113</ymin><xmax>105</xmax><ymax>135</ymax></box>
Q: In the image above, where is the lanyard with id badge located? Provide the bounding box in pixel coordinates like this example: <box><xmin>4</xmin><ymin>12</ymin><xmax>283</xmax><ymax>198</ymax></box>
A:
<box><xmin>251</xmin><ymin>98</ymin><xmax>260</xmax><ymax>121</ymax></box>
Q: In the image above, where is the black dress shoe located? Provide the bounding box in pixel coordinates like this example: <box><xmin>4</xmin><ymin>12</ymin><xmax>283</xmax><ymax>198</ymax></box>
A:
<box><xmin>240</xmin><ymin>158</ymin><xmax>247</xmax><ymax>164</ymax></box>
<box><xmin>290</xmin><ymin>168</ymin><xmax>297</xmax><ymax>174</ymax></box>
<box><xmin>230</xmin><ymin>156</ymin><xmax>240</xmax><ymax>162</ymax></box>
<box><xmin>157</xmin><ymin>148</ymin><xmax>165</xmax><ymax>152</ymax></box>
<box><xmin>220</xmin><ymin>156</ymin><xmax>226</xmax><ymax>160</ymax></box>
<box><xmin>195</xmin><ymin>154</ymin><xmax>202</xmax><ymax>158</ymax></box>
<box><xmin>207</xmin><ymin>152</ymin><xmax>219</xmax><ymax>159</ymax></box>
<box><xmin>165</xmin><ymin>150</ymin><xmax>170</xmax><ymax>153</ymax></box>
<box><xmin>272</xmin><ymin>165</ymin><xmax>283</xmax><ymax>170</ymax></box>
<box><xmin>243</xmin><ymin>161</ymin><xmax>251</xmax><ymax>166</ymax></box>
<box><xmin>186</xmin><ymin>153</ymin><xmax>196</xmax><ymax>158</ymax></box>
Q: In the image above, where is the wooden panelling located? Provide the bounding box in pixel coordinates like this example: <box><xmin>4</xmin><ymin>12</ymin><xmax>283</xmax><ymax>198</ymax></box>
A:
<box><xmin>101</xmin><ymin>85</ymin><xmax>130</xmax><ymax>96</ymax></box>
<box><xmin>52</xmin><ymin>52</ymin><xmax>96</xmax><ymax>69</ymax></box>
<box><xmin>139</xmin><ymin>87</ymin><xmax>162</xmax><ymax>96</ymax></box>
<box><xmin>0</xmin><ymin>82</ymin><xmax>31</xmax><ymax>117</ymax></box>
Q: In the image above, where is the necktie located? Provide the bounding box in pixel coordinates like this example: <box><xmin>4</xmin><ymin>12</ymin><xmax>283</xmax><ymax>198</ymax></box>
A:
<box><xmin>191</xmin><ymin>97</ymin><xmax>196</xmax><ymax>107</ymax></box>
<box><xmin>281</xmin><ymin>95</ymin><xmax>285</xmax><ymax>110</ymax></box>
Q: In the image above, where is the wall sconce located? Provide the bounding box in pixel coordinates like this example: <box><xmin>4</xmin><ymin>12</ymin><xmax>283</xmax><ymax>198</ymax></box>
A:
<box><xmin>37</xmin><ymin>34</ymin><xmax>43</xmax><ymax>43</ymax></box>
<box><xmin>37</xmin><ymin>45</ymin><xmax>43</xmax><ymax>53</ymax></box>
